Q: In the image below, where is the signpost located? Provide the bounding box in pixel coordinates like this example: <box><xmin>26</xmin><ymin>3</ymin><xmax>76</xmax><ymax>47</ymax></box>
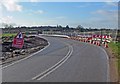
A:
<box><xmin>12</xmin><ymin>32</ymin><xmax>24</xmax><ymax>48</ymax></box>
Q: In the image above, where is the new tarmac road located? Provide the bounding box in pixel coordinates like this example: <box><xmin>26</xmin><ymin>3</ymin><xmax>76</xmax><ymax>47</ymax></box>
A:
<box><xmin>2</xmin><ymin>36</ymin><xmax>110</xmax><ymax>82</ymax></box>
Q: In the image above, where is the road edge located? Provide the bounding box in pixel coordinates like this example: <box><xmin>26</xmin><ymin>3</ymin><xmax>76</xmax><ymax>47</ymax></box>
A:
<box><xmin>105</xmin><ymin>47</ymin><xmax>119</xmax><ymax>82</ymax></box>
<box><xmin>2</xmin><ymin>36</ymin><xmax>50</xmax><ymax>69</ymax></box>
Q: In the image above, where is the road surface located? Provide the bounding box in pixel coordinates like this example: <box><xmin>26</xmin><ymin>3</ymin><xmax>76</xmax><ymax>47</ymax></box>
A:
<box><xmin>2</xmin><ymin>36</ymin><xmax>109</xmax><ymax>82</ymax></box>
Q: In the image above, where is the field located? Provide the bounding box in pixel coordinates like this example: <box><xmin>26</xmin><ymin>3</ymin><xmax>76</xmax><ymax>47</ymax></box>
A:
<box><xmin>2</xmin><ymin>33</ymin><xmax>17</xmax><ymax>37</ymax></box>
<box><xmin>1</xmin><ymin>33</ymin><xmax>17</xmax><ymax>43</ymax></box>
<box><xmin>108</xmin><ymin>42</ymin><xmax>120</xmax><ymax>75</ymax></box>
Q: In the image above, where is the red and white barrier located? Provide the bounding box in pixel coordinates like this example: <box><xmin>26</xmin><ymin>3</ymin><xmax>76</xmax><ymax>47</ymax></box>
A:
<box><xmin>104</xmin><ymin>42</ymin><xmax>108</xmax><ymax>48</ymax></box>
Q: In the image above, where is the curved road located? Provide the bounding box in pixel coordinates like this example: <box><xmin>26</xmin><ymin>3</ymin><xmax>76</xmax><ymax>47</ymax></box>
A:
<box><xmin>2</xmin><ymin>36</ymin><xmax>109</xmax><ymax>82</ymax></box>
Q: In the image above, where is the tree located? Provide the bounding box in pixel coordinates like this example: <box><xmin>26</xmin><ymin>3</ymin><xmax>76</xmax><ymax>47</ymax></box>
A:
<box><xmin>58</xmin><ymin>25</ymin><xmax>62</xmax><ymax>28</ymax></box>
<box><xmin>57</xmin><ymin>25</ymin><xmax>59</xmax><ymax>28</ymax></box>
<box><xmin>76</xmin><ymin>25</ymin><xmax>84</xmax><ymax>32</ymax></box>
<box><xmin>76</xmin><ymin>25</ymin><xmax>84</xmax><ymax>29</ymax></box>
<box><xmin>66</xmin><ymin>25</ymin><xmax>69</xmax><ymax>29</ymax></box>
<box><xmin>2</xmin><ymin>23</ymin><xmax>9</xmax><ymax>28</ymax></box>
<box><xmin>2</xmin><ymin>23</ymin><xmax>16</xmax><ymax>28</ymax></box>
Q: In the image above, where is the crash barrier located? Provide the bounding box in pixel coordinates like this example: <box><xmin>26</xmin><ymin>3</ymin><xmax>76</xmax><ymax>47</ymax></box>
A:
<box><xmin>69</xmin><ymin>36</ymin><xmax>109</xmax><ymax>48</ymax></box>
<box><xmin>39</xmin><ymin>34</ymin><xmax>70</xmax><ymax>38</ymax></box>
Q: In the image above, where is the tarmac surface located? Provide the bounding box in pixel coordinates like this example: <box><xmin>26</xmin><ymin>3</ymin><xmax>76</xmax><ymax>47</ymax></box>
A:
<box><xmin>2</xmin><ymin>36</ymin><xmax>109</xmax><ymax>82</ymax></box>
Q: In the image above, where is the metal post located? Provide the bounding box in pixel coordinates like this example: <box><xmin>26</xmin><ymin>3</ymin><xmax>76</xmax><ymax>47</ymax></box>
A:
<box><xmin>100</xmin><ymin>28</ymin><xmax>103</xmax><ymax>45</ymax></box>
<box><xmin>114</xmin><ymin>28</ymin><xmax>118</xmax><ymax>43</ymax></box>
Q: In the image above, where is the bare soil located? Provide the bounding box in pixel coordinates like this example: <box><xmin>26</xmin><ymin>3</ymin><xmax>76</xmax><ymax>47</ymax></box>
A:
<box><xmin>1</xmin><ymin>36</ymin><xmax>48</xmax><ymax>65</ymax></box>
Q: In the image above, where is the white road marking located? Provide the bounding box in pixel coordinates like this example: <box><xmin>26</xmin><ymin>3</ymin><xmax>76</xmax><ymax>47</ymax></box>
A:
<box><xmin>64</xmin><ymin>39</ymin><xmax>110</xmax><ymax>82</ymax></box>
<box><xmin>2</xmin><ymin>39</ymin><xmax>50</xmax><ymax>69</ymax></box>
<box><xmin>99</xmin><ymin>47</ymin><xmax>110</xmax><ymax>82</ymax></box>
<box><xmin>31</xmin><ymin>43</ymin><xmax>73</xmax><ymax>81</ymax></box>
<box><xmin>85</xmin><ymin>42</ymin><xmax>110</xmax><ymax>82</ymax></box>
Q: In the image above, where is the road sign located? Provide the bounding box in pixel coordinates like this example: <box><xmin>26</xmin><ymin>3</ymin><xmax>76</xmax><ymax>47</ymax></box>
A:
<box><xmin>12</xmin><ymin>32</ymin><xmax>24</xmax><ymax>48</ymax></box>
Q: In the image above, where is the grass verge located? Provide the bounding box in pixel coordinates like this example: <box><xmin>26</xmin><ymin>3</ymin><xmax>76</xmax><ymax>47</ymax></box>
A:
<box><xmin>118</xmin><ymin>59</ymin><xmax>120</xmax><ymax>75</ymax></box>
<box><xmin>108</xmin><ymin>42</ymin><xmax>120</xmax><ymax>76</ymax></box>
<box><xmin>2</xmin><ymin>33</ymin><xmax>17</xmax><ymax>37</ymax></box>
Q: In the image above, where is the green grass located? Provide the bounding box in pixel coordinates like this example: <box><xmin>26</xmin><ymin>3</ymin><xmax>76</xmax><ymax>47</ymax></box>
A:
<box><xmin>108</xmin><ymin>42</ymin><xmax>120</xmax><ymax>76</ymax></box>
<box><xmin>108</xmin><ymin>42</ymin><xmax>120</xmax><ymax>58</ymax></box>
<box><xmin>1</xmin><ymin>33</ymin><xmax>17</xmax><ymax>42</ymax></box>
<box><xmin>2</xmin><ymin>33</ymin><xmax>17</xmax><ymax>37</ymax></box>
<box><xmin>118</xmin><ymin>59</ymin><xmax>120</xmax><ymax>75</ymax></box>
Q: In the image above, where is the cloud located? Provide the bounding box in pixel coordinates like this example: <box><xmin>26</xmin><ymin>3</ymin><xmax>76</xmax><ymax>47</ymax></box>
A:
<box><xmin>0</xmin><ymin>16</ymin><xmax>13</xmax><ymax>23</ymax></box>
<box><xmin>30</xmin><ymin>0</ymin><xmax>39</xmax><ymax>2</ymax></box>
<box><xmin>41</xmin><ymin>16</ymin><xmax>67</xmax><ymax>26</ymax></box>
<box><xmin>92</xmin><ymin>10</ymin><xmax>118</xmax><ymax>18</ymax></box>
<box><xmin>34</xmin><ymin>10</ymin><xmax>44</xmax><ymax>14</ymax></box>
<box><xmin>92</xmin><ymin>10</ymin><xmax>105</xmax><ymax>15</ymax></box>
<box><xmin>90</xmin><ymin>9</ymin><xmax>118</xmax><ymax>28</ymax></box>
<box><xmin>76</xmin><ymin>3</ymin><xmax>90</xmax><ymax>8</ymax></box>
<box><xmin>28</xmin><ymin>0</ymin><xmax>119</xmax><ymax>2</ymax></box>
<box><xmin>55</xmin><ymin>16</ymin><xmax>66</xmax><ymax>19</ymax></box>
<box><xmin>94</xmin><ymin>10</ymin><xmax>118</xmax><ymax>22</ymax></box>
<box><xmin>1</xmin><ymin>0</ymin><xmax>22</xmax><ymax>12</ymax></box>
<box><xmin>105</xmin><ymin>1</ymin><xmax>118</xmax><ymax>7</ymax></box>
<box><xmin>104</xmin><ymin>0</ymin><xmax>118</xmax><ymax>7</ymax></box>
<box><xmin>47</xmin><ymin>16</ymin><xmax>66</xmax><ymax>22</ymax></box>
<box><xmin>106</xmin><ymin>2</ymin><xmax>118</xmax><ymax>6</ymax></box>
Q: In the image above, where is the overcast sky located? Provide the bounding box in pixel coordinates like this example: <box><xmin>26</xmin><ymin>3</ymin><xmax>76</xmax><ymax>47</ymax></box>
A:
<box><xmin>0</xmin><ymin>0</ymin><xmax>119</xmax><ymax>29</ymax></box>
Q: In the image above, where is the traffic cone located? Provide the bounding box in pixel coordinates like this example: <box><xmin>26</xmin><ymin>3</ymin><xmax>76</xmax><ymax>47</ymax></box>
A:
<box><xmin>75</xmin><ymin>37</ymin><xmax>77</xmax><ymax>40</ymax></box>
<box><xmin>93</xmin><ymin>41</ymin><xmax>96</xmax><ymax>45</ymax></box>
<box><xmin>90</xmin><ymin>40</ymin><xmax>92</xmax><ymax>44</ymax></box>
<box><xmin>97</xmin><ymin>41</ymin><xmax>100</xmax><ymax>46</ymax></box>
<box><xmin>92</xmin><ymin>41</ymin><xmax>94</xmax><ymax>44</ymax></box>
<box><xmin>82</xmin><ymin>39</ymin><xmax>83</xmax><ymax>42</ymax></box>
<box><xmin>98</xmin><ymin>41</ymin><xmax>100</xmax><ymax>46</ymax></box>
<box><xmin>95</xmin><ymin>41</ymin><xmax>98</xmax><ymax>45</ymax></box>
<box><xmin>96</xmin><ymin>41</ymin><xmax>100</xmax><ymax>46</ymax></box>
<box><xmin>91</xmin><ymin>40</ymin><xmax>93</xmax><ymax>44</ymax></box>
<box><xmin>77</xmin><ymin>37</ymin><xmax>79</xmax><ymax>41</ymax></box>
<box><xmin>105</xmin><ymin>42</ymin><xmax>108</xmax><ymax>48</ymax></box>
<box><xmin>84</xmin><ymin>39</ymin><xmax>85</xmax><ymax>42</ymax></box>
<box><xmin>73</xmin><ymin>37</ymin><xmax>75</xmax><ymax>40</ymax></box>
<box><xmin>76</xmin><ymin>37</ymin><xmax>78</xmax><ymax>40</ymax></box>
<box><xmin>89</xmin><ymin>40</ymin><xmax>91</xmax><ymax>44</ymax></box>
